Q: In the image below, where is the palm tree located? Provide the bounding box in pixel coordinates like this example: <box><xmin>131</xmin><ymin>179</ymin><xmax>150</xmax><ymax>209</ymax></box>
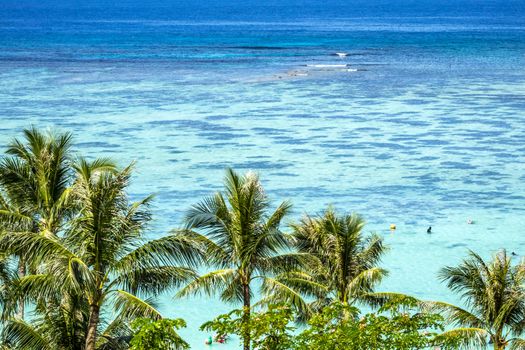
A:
<box><xmin>0</xmin><ymin>161</ymin><xmax>201</xmax><ymax>350</ymax></box>
<box><xmin>0</xmin><ymin>254</ymin><xmax>17</xmax><ymax>314</ymax></box>
<box><xmin>0</xmin><ymin>127</ymin><xmax>78</xmax><ymax>318</ymax></box>
<box><xmin>2</xmin><ymin>298</ymin><xmax>131</xmax><ymax>350</ymax></box>
<box><xmin>289</xmin><ymin>207</ymin><xmax>388</xmax><ymax>312</ymax></box>
<box><xmin>432</xmin><ymin>250</ymin><xmax>525</xmax><ymax>350</ymax></box>
<box><xmin>0</xmin><ymin>127</ymin><xmax>75</xmax><ymax>237</ymax></box>
<box><xmin>177</xmin><ymin>168</ymin><xmax>302</xmax><ymax>350</ymax></box>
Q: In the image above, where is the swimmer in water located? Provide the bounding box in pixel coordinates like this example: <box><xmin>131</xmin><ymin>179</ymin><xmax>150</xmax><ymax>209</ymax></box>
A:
<box><xmin>205</xmin><ymin>336</ymin><xmax>212</xmax><ymax>345</ymax></box>
<box><xmin>512</xmin><ymin>252</ymin><xmax>518</xmax><ymax>256</ymax></box>
<box><xmin>427</xmin><ymin>226</ymin><xmax>432</xmax><ymax>233</ymax></box>
<box><xmin>467</xmin><ymin>218</ymin><xmax>473</xmax><ymax>224</ymax></box>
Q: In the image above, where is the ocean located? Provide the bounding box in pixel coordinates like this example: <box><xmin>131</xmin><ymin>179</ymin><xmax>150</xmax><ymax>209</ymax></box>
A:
<box><xmin>1</xmin><ymin>0</ymin><xmax>524</xmax><ymax>348</ymax></box>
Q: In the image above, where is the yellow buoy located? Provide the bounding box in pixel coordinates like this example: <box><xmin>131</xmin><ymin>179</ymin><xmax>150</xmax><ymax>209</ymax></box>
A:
<box><xmin>390</xmin><ymin>224</ymin><xmax>396</xmax><ymax>230</ymax></box>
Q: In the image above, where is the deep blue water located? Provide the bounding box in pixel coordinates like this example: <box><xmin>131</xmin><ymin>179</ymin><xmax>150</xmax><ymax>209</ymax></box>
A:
<box><xmin>1</xmin><ymin>1</ymin><xmax>525</xmax><ymax>348</ymax></box>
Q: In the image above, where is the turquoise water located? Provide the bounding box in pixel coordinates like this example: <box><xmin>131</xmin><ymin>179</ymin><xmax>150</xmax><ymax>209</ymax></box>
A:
<box><xmin>1</xmin><ymin>1</ymin><xmax>525</xmax><ymax>347</ymax></box>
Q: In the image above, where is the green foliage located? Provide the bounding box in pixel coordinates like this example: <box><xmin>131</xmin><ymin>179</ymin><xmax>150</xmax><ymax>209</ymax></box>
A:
<box><xmin>202</xmin><ymin>301</ymin><xmax>445</xmax><ymax>350</ymax></box>
<box><xmin>0</xmin><ymin>129</ymin><xmax>200</xmax><ymax>349</ymax></box>
<box><xmin>431</xmin><ymin>250</ymin><xmax>525</xmax><ymax>350</ymax></box>
<box><xmin>296</xmin><ymin>300</ymin><xmax>444</xmax><ymax>350</ymax></box>
<box><xmin>248</xmin><ymin>306</ymin><xmax>295</xmax><ymax>350</ymax></box>
<box><xmin>0</xmin><ymin>127</ymin><xmax>77</xmax><ymax>319</ymax></box>
<box><xmin>286</xmin><ymin>206</ymin><xmax>390</xmax><ymax>319</ymax></box>
<box><xmin>130</xmin><ymin>318</ymin><xmax>189</xmax><ymax>350</ymax></box>
<box><xmin>179</xmin><ymin>168</ymin><xmax>298</xmax><ymax>349</ymax></box>
<box><xmin>0</xmin><ymin>126</ymin><xmax>76</xmax><ymax>237</ymax></box>
<box><xmin>359</xmin><ymin>305</ymin><xmax>444</xmax><ymax>350</ymax></box>
<box><xmin>2</xmin><ymin>128</ymin><xmax>525</xmax><ymax>350</ymax></box>
<box><xmin>201</xmin><ymin>305</ymin><xmax>296</xmax><ymax>350</ymax></box>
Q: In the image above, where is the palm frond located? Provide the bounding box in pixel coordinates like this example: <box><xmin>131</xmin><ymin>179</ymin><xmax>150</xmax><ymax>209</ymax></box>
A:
<box><xmin>257</xmin><ymin>252</ymin><xmax>315</xmax><ymax>275</ymax></box>
<box><xmin>433</xmin><ymin>327</ymin><xmax>488</xmax><ymax>349</ymax></box>
<box><xmin>113</xmin><ymin>290</ymin><xmax>162</xmax><ymax>321</ymax></box>
<box><xmin>97</xmin><ymin>317</ymin><xmax>132</xmax><ymax>350</ymax></box>
<box><xmin>290</xmin><ymin>206</ymin><xmax>388</xmax><ymax>307</ymax></box>
<box><xmin>2</xmin><ymin>318</ymin><xmax>52</xmax><ymax>350</ymax></box>
<box><xmin>184</xmin><ymin>193</ymin><xmax>234</xmax><ymax>261</ymax></box>
<box><xmin>361</xmin><ymin>291</ymin><xmax>422</xmax><ymax>309</ymax></box>
<box><xmin>423</xmin><ymin>300</ymin><xmax>485</xmax><ymax>328</ymax></box>
<box><xmin>346</xmin><ymin>267</ymin><xmax>388</xmax><ymax>298</ymax></box>
<box><xmin>0</xmin><ymin>231</ymin><xmax>76</xmax><ymax>266</ymax></box>
<box><xmin>176</xmin><ymin>269</ymin><xmax>236</xmax><ymax>299</ymax></box>
<box><xmin>260</xmin><ymin>276</ymin><xmax>311</xmax><ymax>318</ymax></box>
<box><xmin>0</xmin><ymin>210</ymin><xmax>32</xmax><ymax>230</ymax></box>
<box><xmin>264</xmin><ymin>200</ymin><xmax>292</xmax><ymax>231</ymax></box>
<box><xmin>113</xmin><ymin>266</ymin><xmax>197</xmax><ymax>297</ymax></box>
<box><xmin>509</xmin><ymin>338</ymin><xmax>525</xmax><ymax>350</ymax></box>
<box><xmin>115</xmin><ymin>230</ymin><xmax>205</xmax><ymax>274</ymax></box>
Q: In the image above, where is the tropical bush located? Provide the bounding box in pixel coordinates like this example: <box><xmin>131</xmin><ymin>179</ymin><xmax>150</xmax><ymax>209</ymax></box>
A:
<box><xmin>296</xmin><ymin>299</ymin><xmax>445</xmax><ymax>350</ymax></box>
<box><xmin>130</xmin><ymin>318</ymin><xmax>189</xmax><ymax>350</ymax></box>
<box><xmin>202</xmin><ymin>299</ymin><xmax>446</xmax><ymax>350</ymax></box>
<box><xmin>202</xmin><ymin>304</ymin><xmax>296</xmax><ymax>350</ymax></box>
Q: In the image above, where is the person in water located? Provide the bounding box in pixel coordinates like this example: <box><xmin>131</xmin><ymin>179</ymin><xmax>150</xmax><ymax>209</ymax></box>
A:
<box><xmin>205</xmin><ymin>336</ymin><xmax>213</xmax><ymax>345</ymax></box>
<box><xmin>427</xmin><ymin>226</ymin><xmax>432</xmax><ymax>233</ymax></box>
<box><xmin>215</xmin><ymin>334</ymin><xmax>227</xmax><ymax>343</ymax></box>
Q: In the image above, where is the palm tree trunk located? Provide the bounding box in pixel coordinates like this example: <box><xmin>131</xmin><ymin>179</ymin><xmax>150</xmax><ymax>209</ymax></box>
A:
<box><xmin>85</xmin><ymin>302</ymin><xmax>101</xmax><ymax>350</ymax></box>
<box><xmin>493</xmin><ymin>334</ymin><xmax>505</xmax><ymax>350</ymax></box>
<box><xmin>17</xmin><ymin>258</ymin><xmax>26</xmax><ymax>319</ymax></box>
<box><xmin>338</xmin><ymin>285</ymin><xmax>346</xmax><ymax>304</ymax></box>
<box><xmin>242</xmin><ymin>283</ymin><xmax>251</xmax><ymax>350</ymax></box>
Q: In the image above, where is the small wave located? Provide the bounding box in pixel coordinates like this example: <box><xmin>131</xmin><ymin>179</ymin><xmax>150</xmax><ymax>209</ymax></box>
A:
<box><xmin>331</xmin><ymin>52</ymin><xmax>371</xmax><ymax>57</ymax></box>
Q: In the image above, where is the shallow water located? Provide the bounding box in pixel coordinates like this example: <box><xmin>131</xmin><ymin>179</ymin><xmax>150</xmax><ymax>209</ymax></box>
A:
<box><xmin>1</xmin><ymin>1</ymin><xmax>525</xmax><ymax>348</ymax></box>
